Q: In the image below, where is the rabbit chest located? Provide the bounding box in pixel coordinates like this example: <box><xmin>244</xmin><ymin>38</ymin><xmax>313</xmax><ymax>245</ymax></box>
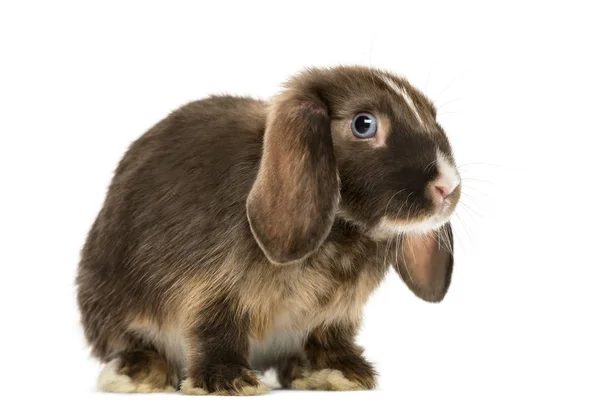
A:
<box><xmin>242</xmin><ymin>240</ymin><xmax>387</xmax><ymax>369</ymax></box>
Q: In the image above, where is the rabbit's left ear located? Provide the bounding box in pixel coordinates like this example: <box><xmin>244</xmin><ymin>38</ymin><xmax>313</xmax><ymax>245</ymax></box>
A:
<box><xmin>392</xmin><ymin>223</ymin><xmax>454</xmax><ymax>302</ymax></box>
<box><xmin>247</xmin><ymin>89</ymin><xmax>339</xmax><ymax>265</ymax></box>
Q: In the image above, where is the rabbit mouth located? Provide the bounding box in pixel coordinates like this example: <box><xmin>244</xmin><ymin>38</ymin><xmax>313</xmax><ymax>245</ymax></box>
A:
<box><xmin>374</xmin><ymin>198</ymin><xmax>457</xmax><ymax>238</ymax></box>
<box><xmin>437</xmin><ymin>196</ymin><xmax>455</xmax><ymax>216</ymax></box>
<box><xmin>380</xmin><ymin>214</ymin><xmax>450</xmax><ymax>237</ymax></box>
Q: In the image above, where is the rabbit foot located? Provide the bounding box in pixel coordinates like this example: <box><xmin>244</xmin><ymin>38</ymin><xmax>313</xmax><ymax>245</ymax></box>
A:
<box><xmin>97</xmin><ymin>358</ymin><xmax>176</xmax><ymax>393</ymax></box>
<box><xmin>291</xmin><ymin>369</ymin><xmax>370</xmax><ymax>391</ymax></box>
<box><xmin>180</xmin><ymin>365</ymin><xmax>269</xmax><ymax>396</ymax></box>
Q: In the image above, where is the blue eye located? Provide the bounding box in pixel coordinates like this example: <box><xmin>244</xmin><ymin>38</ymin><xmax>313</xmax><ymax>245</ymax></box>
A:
<box><xmin>351</xmin><ymin>112</ymin><xmax>377</xmax><ymax>139</ymax></box>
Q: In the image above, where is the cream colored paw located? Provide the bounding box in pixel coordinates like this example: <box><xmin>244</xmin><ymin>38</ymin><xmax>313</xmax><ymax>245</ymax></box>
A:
<box><xmin>179</xmin><ymin>378</ymin><xmax>209</xmax><ymax>396</ymax></box>
<box><xmin>291</xmin><ymin>369</ymin><xmax>365</xmax><ymax>391</ymax></box>
<box><xmin>133</xmin><ymin>383</ymin><xmax>176</xmax><ymax>393</ymax></box>
<box><xmin>97</xmin><ymin>359</ymin><xmax>175</xmax><ymax>393</ymax></box>
<box><xmin>236</xmin><ymin>381</ymin><xmax>270</xmax><ymax>396</ymax></box>
<box><xmin>97</xmin><ymin>359</ymin><xmax>138</xmax><ymax>393</ymax></box>
<box><xmin>179</xmin><ymin>377</ymin><xmax>270</xmax><ymax>396</ymax></box>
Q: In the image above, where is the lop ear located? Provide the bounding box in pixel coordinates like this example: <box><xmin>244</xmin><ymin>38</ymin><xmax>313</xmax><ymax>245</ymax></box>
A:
<box><xmin>392</xmin><ymin>223</ymin><xmax>454</xmax><ymax>302</ymax></box>
<box><xmin>246</xmin><ymin>89</ymin><xmax>339</xmax><ymax>264</ymax></box>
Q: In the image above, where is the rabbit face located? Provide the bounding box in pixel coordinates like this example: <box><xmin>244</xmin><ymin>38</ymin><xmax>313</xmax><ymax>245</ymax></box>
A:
<box><xmin>248</xmin><ymin>66</ymin><xmax>461</xmax><ymax>264</ymax></box>
<box><xmin>326</xmin><ymin>70</ymin><xmax>462</xmax><ymax>237</ymax></box>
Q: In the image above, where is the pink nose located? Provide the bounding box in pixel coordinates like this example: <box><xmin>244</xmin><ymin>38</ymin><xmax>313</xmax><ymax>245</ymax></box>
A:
<box><xmin>431</xmin><ymin>179</ymin><xmax>457</xmax><ymax>202</ymax></box>
<box><xmin>435</xmin><ymin>185</ymin><xmax>449</xmax><ymax>199</ymax></box>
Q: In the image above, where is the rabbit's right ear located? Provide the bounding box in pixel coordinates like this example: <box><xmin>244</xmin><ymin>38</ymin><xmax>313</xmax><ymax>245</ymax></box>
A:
<box><xmin>392</xmin><ymin>223</ymin><xmax>454</xmax><ymax>302</ymax></box>
<box><xmin>247</xmin><ymin>89</ymin><xmax>339</xmax><ymax>265</ymax></box>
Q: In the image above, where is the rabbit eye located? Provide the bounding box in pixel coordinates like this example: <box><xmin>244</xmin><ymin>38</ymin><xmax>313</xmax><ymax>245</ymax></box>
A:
<box><xmin>351</xmin><ymin>112</ymin><xmax>377</xmax><ymax>139</ymax></box>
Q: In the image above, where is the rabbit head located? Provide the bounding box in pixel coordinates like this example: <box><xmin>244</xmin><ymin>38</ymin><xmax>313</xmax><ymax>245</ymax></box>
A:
<box><xmin>247</xmin><ymin>66</ymin><xmax>460</xmax><ymax>301</ymax></box>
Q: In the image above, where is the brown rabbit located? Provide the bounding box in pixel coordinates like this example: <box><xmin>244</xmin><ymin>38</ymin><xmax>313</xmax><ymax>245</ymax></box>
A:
<box><xmin>76</xmin><ymin>66</ymin><xmax>461</xmax><ymax>395</ymax></box>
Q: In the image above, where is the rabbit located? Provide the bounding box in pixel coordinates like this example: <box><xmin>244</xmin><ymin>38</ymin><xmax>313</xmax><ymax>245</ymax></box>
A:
<box><xmin>76</xmin><ymin>65</ymin><xmax>461</xmax><ymax>395</ymax></box>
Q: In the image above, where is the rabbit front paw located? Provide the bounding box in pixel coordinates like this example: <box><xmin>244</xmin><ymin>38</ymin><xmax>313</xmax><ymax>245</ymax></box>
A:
<box><xmin>291</xmin><ymin>368</ymin><xmax>373</xmax><ymax>391</ymax></box>
<box><xmin>180</xmin><ymin>364</ymin><xmax>269</xmax><ymax>396</ymax></box>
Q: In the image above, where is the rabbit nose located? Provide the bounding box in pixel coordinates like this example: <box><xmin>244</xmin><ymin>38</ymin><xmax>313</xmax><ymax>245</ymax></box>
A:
<box><xmin>434</xmin><ymin>183</ymin><xmax>455</xmax><ymax>199</ymax></box>
<box><xmin>435</xmin><ymin>185</ymin><xmax>449</xmax><ymax>199</ymax></box>
<box><xmin>431</xmin><ymin>149</ymin><xmax>461</xmax><ymax>205</ymax></box>
<box><xmin>430</xmin><ymin>178</ymin><xmax>458</xmax><ymax>205</ymax></box>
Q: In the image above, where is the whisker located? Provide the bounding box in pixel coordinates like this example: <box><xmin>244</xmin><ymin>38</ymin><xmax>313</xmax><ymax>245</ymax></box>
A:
<box><xmin>389</xmin><ymin>193</ymin><xmax>413</xmax><ymax>267</ymax></box>
<box><xmin>458</xmin><ymin>201</ymin><xmax>484</xmax><ymax>219</ymax></box>
<box><xmin>433</xmin><ymin>71</ymin><xmax>466</xmax><ymax>104</ymax></box>
<box><xmin>454</xmin><ymin>212</ymin><xmax>475</xmax><ymax>251</ymax></box>
<box><xmin>458</xmin><ymin>192</ymin><xmax>486</xmax><ymax>206</ymax></box>
<box><xmin>398</xmin><ymin>230</ymin><xmax>415</xmax><ymax>285</ymax></box>
<box><xmin>457</xmin><ymin>162</ymin><xmax>503</xmax><ymax>169</ymax></box>
<box><xmin>405</xmin><ymin>201</ymin><xmax>418</xmax><ymax>263</ymax></box>
<box><xmin>395</xmin><ymin>227</ymin><xmax>402</xmax><ymax>268</ymax></box>
<box><xmin>383</xmin><ymin>189</ymin><xmax>406</xmax><ymax>217</ymax></box>
<box><xmin>425</xmin><ymin>158</ymin><xmax>437</xmax><ymax>173</ymax></box>
<box><xmin>442</xmin><ymin>227</ymin><xmax>453</xmax><ymax>257</ymax></box>
<box><xmin>460</xmin><ymin>177</ymin><xmax>496</xmax><ymax>185</ymax></box>
<box><xmin>436</xmin><ymin>97</ymin><xmax>463</xmax><ymax>110</ymax></box>
<box><xmin>432</xmin><ymin>228</ymin><xmax>449</xmax><ymax>255</ymax></box>
<box><xmin>424</xmin><ymin>66</ymin><xmax>432</xmax><ymax>96</ymax></box>
<box><xmin>386</xmin><ymin>192</ymin><xmax>413</xmax><ymax>266</ymax></box>
<box><xmin>459</xmin><ymin>185</ymin><xmax>491</xmax><ymax>199</ymax></box>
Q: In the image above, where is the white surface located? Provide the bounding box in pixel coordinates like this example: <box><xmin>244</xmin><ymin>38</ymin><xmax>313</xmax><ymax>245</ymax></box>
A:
<box><xmin>1</xmin><ymin>1</ymin><xmax>598</xmax><ymax>417</ymax></box>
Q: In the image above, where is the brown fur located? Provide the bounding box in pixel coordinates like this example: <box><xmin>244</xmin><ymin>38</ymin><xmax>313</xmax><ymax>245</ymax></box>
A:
<box><xmin>76</xmin><ymin>66</ymin><xmax>460</xmax><ymax>395</ymax></box>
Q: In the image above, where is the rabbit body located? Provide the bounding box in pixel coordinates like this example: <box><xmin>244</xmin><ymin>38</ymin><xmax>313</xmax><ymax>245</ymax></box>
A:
<box><xmin>77</xmin><ymin>67</ymin><xmax>459</xmax><ymax>395</ymax></box>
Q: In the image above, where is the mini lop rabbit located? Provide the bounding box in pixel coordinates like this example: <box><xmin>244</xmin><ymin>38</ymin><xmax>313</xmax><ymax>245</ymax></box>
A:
<box><xmin>77</xmin><ymin>66</ymin><xmax>461</xmax><ymax>395</ymax></box>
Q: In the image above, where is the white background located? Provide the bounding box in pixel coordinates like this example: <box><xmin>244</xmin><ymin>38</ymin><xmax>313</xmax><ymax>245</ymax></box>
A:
<box><xmin>1</xmin><ymin>1</ymin><xmax>598</xmax><ymax>417</ymax></box>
